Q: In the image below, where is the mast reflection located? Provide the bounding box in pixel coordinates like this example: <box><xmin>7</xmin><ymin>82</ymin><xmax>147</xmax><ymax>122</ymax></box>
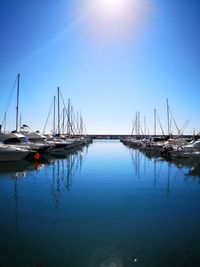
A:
<box><xmin>14</xmin><ymin>178</ymin><xmax>19</xmax><ymax>232</ymax></box>
<box><xmin>0</xmin><ymin>147</ymin><xmax>86</xmax><ymax>231</ymax></box>
<box><xmin>50</xmin><ymin>149</ymin><xmax>85</xmax><ymax>207</ymax></box>
<box><xmin>128</xmin><ymin>147</ymin><xmax>200</xmax><ymax>200</ymax></box>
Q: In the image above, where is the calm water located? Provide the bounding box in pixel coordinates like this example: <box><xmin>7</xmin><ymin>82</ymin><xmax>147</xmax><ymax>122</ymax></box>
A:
<box><xmin>0</xmin><ymin>140</ymin><xmax>200</xmax><ymax>267</ymax></box>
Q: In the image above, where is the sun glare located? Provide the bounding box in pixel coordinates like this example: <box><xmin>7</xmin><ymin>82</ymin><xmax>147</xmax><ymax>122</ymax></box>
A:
<box><xmin>94</xmin><ymin>0</ymin><xmax>134</xmax><ymax>19</ymax></box>
<box><xmin>96</xmin><ymin>0</ymin><xmax>125</xmax><ymax>10</ymax></box>
<box><xmin>76</xmin><ymin>0</ymin><xmax>152</xmax><ymax>41</ymax></box>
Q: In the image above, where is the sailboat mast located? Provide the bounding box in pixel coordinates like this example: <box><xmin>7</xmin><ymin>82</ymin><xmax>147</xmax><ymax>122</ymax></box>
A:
<box><xmin>138</xmin><ymin>111</ymin><xmax>140</xmax><ymax>136</ymax></box>
<box><xmin>80</xmin><ymin>113</ymin><xmax>83</xmax><ymax>136</ymax></box>
<box><xmin>71</xmin><ymin>106</ymin><xmax>73</xmax><ymax>135</ymax></box>
<box><xmin>57</xmin><ymin>87</ymin><xmax>60</xmax><ymax>135</ymax></box>
<box><xmin>53</xmin><ymin>96</ymin><xmax>56</xmax><ymax>135</ymax></box>
<box><xmin>135</xmin><ymin>111</ymin><xmax>137</xmax><ymax>136</ymax></box>
<box><xmin>77</xmin><ymin>112</ymin><xmax>79</xmax><ymax>135</ymax></box>
<box><xmin>166</xmin><ymin>98</ymin><xmax>170</xmax><ymax>136</ymax></box>
<box><xmin>144</xmin><ymin>116</ymin><xmax>146</xmax><ymax>136</ymax></box>
<box><xmin>67</xmin><ymin>99</ymin><xmax>71</xmax><ymax>135</ymax></box>
<box><xmin>62</xmin><ymin>108</ymin><xmax>65</xmax><ymax>134</ymax></box>
<box><xmin>20</xmin><ymin>114</ymin><xmax>22</xmax><ymax>131</ymax></box>
<box><xmin>16</xmin><ymin>73</ymin><xmax>20</xmax><ymax>132</ymax></box>
<box><xmin>154</xmin><ymin>108</ymin><xmax>156</xmax><ymax>136</ymax></box>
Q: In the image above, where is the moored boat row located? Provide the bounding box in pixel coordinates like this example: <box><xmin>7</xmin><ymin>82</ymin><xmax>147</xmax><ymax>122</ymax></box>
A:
<box><xmin>123</xmin><ymin>98</ymin><xmax>200</xmax><ymax>160</ymax></box>
<box><xmin>0</xmin><ymin>131</ymin><xmax>92</xmax><ymax>162</ymax></box>
<box><xmin>121</xmin><ymin>136</ymin><xmax>200</xmax><ymax>160</ymax></box>
<box><xmin>0</xmin><ymin>74</ymin><xmax>92</xmax><ymax>162</ymax></box>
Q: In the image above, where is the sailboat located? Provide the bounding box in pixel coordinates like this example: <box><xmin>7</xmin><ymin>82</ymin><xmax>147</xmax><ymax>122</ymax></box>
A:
<box><xmin>0</xmin><ymin>74</ymin><xmax>53</xmax><ymax>155</ymax></box>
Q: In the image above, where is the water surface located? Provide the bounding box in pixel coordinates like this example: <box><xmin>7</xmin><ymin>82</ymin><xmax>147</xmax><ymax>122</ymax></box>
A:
<box><xmin>0</xmin><ymin>140</ymin><xmax>200</xmax><ymax>267</ymax></box>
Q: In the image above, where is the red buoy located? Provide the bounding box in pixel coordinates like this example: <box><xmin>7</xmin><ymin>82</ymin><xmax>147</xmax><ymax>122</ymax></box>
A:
<box><xmin>34</xmin><ymin>153</ymin><xmax>40</xmax><ymax>160</ymax></box>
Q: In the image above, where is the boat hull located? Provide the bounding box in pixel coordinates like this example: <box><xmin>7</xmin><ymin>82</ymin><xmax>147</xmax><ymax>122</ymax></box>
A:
<box><xmin>0</xmin><ymin>150</ymin><xmax>30</xmax><ymax>162</ymax></box>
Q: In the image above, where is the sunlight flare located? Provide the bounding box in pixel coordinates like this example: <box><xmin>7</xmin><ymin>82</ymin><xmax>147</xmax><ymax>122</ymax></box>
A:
<box><xmin>93</xmin><ymin>0</ymin><xmax>139</xmax><ymax>21</ymax></box>
<box><xmin>78</xmin><ymin>0</ymin><xmax>152</xmax><ymax>41</ymax></box>
<box><xmin>96</xmin><ymin>0</ymin><xmax>125</xmax><ymax>11</ymax></box>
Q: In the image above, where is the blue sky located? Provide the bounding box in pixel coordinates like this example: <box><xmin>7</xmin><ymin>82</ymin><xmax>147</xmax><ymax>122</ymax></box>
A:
<box><xmin>0</xmin><ymin>0</ymin><xmax>199</xmax><ymax>134</ymax></box>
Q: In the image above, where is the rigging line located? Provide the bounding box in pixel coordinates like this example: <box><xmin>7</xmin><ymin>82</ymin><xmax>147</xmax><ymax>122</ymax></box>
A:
<box><xmin>59</xmin><ymin>91</ymin><xmax>75</xmax><ymax>135</ymax></box>
<box><xmin>72</xmin><ymin>111</ymin><xmax>79</xmax><ymax>134</ymax></box>
<box><xmin>1</xmin><ymin>111</ymin><xmax>6</xmax><ymax>129</ymax></box>
<box><xmin>140</xmin><ymin>124</ymin><xmax>144</xmax><ymax>136</ymax></box>
<box><xmin>76</xmin><ymin>112</ymin><xmax>80</xmax><ymax>135</ymax></box>
<box><xmin>82</xmin><ymin>116</ymin><xmax>87</xmax><ymax>135</ymax></box>
<box><xmin>54</xmin><ymin>125</ymin><xmax>58</xmax><ymax>135</ymax></box>
<box><xmin>61</xmin><ymin>108</ymin><xmax>66</xmax><ymax>133</ymax></box>
<box><xmin>63</xmin><ymin>107</ymin><xmax>72</xmax><ymax>134</ymax></box>
<box><xmin>180</xmin><ymin>120</ymin><xmax>190</xmax><ymax>134</ymax></box>
<box><xmin>80</xmin><ymin>114</ymin><xmax>84</xmax><ymax>135</ymax></box>
<box><xmin>169</xmin><ymin>108</ymin><xmax>179</xmax><ymax>133</ymax></box>
<box><xmin>64</xmin><ymin>119</ymin><xmax>68</xmax><ymax>134</ymax></box>
<box><xmin>83</xmin><ymin>121</ymin><xmax>88</xmax><ymax>135</ymax></box>
<box><xmin>42</xmin><ymin>97</ymin><xmax>54</xmax><ymax>134</ymax></box>
<box><xmin>70</xmin><ymin>106</ymin><xmax>78</xmax><ymax>135</ymax></box>
<box><xmin>57</xmin><ymin>108</ymin><xmax>64</xmax><ymax>134</ymax></box>
<box><xmin>64</xmin><ymin>110</ymin><xmax>73</xmax><ymax>134</ymax></box>
<box><xmin>77</xmin><ymin>113</ymin><xmax>87</xmax><ymax>135</ymax></box>
<box><xmin>180</xmin><ymin>119</ymin><xmax>190</xmax><ymax>132</ymax></box>
<box><xmin>1</xmin><ymin>76</ymin><xmax>17</xmax><ymax>124</ymax></box>
<box><xmin>2</xmin><ymin>112</ymin><xmax>7</xmax><ymax>132</ymax></box>
<box><xmin>63</xmin><ymin>103</ymin><xmax>77</xmax><ymax>135</ymax></box>
<box><xmin>20</xmin><ymin>77</ymin><xmax>39</xmax><ymax>127</ymax></box>
<box><xmin>131</xmin><ymin>117</ymin><xmax>137</xmax><ymax>135</ymax></box>
<box><xmin>71</xmin><ymin>106</ymin><xmax>77</xmax><ymax>134</ymax></box>
<box><xmin>156</xmin><ymin>112</ymin><xmax>165</xmax><ymax>136</ymax></box>
<box><xmin>69</xmin><ymin>109</ymin><xmax>77</xmax><ymax>134</ymax></box>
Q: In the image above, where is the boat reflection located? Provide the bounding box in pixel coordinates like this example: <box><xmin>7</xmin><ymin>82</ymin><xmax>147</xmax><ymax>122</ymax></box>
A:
<box><xmin>0</xmin><ymin>147</ymin><xmax>85</xmax><ymax>178</ymax></box>
<box><xmin>129</xmin><ymin>147</ymin><xmax>200</xmax><ymax>199</ymax></box>
<box><xmin>0</xmin><ymin>160</ymin><xmax>45</xmax><ymax>232</ymax></box>
<box><xmin>0</xmin><ymin>160</ymin><xmax>44</xmax><ymax>178</ymax></box>
<box><xmin>141</xmin><ymin>148</ymin><xmax>200</xmax><ymax>179</ymax></box>
<box><xmin>0</xmin><ymin>147</ymin><xmax>86</xmax><ymax>232</ymax></box>
<box><xmin>167</xmin><ymin>157</ymin><xmax>200</xmax><ymax>177</ymax></box>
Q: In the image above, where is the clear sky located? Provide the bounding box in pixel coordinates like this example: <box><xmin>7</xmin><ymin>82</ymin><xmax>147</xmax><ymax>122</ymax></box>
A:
<box><xmin>0</xmin><ymin>0</ymin><xmax>199</xmax><ymax>134</ymax></box>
